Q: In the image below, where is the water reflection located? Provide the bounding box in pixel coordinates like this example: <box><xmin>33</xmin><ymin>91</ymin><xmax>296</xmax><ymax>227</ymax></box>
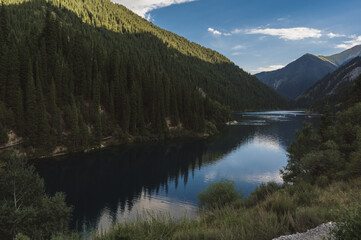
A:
<box><xmin>34</xmin><ymin>111</ymin><xmax>319</xmax><ymax>234</ymax></box>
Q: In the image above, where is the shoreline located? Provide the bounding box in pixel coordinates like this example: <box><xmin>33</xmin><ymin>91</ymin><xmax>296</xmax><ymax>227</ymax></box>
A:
<box><xmin>2</xmin><ymin>127</ymin><xmax>217</xmax><ymax>163</ymax></box>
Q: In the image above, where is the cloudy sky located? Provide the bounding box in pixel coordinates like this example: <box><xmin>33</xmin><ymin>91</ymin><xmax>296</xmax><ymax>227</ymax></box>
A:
<box><xmin>112</xmin><ymin>0</ymin><xmax>361</xmax><ymax>74</ymax></box>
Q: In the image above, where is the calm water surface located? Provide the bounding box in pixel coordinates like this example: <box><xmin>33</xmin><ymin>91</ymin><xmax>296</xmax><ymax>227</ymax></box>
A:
<box><xmin>35</xmin><ymin>111</ymin><xmax>319</xmax><ymax>234</ymax></box>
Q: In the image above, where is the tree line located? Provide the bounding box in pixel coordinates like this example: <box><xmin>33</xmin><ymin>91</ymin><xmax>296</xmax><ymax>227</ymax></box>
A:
<box><xmin>282</xmin><ymin>74</ymin><xmax>361</xmax><ymax>184</ymax></box>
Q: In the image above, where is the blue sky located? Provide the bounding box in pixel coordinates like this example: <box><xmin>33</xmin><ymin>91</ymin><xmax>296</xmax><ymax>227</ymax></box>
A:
<box><xmin>113</xmin><ymin>0</ymin><xmax>361</xmax><ymax>73</ymax></box>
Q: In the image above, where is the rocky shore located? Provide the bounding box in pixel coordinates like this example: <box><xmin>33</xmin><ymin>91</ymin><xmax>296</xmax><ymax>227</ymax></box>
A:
<box><xmin>273</xmin><ymin>222</ymin><xmax>336</xmax><ymax>240</ymax></box>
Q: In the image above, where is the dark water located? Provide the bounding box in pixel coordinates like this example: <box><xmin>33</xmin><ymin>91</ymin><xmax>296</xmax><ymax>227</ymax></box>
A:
<box><xmin>34</xmin><ymin>111</ymin><xmax>319</xmax><ymax>234</ymax></box>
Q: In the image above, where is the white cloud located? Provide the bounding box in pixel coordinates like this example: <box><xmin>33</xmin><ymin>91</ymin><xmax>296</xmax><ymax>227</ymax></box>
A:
<box><xmin>335</xmin><ymin>35</ymin><xmax>361</xmax><ymax>49</ymax></box>
<box><xmin>232</xmin><ymin>45</ymin><xmax>245</xmax><ymax>50</ymax></box>
<box><xmin>245</xmin><ymin>27</ymin><xmax>322</xmax><ymax>40</ymax></box>
<box><xmin>327</xmin><ymin>32</ymin><xmax>346</xmax><ymax>38</ymax></box>
<box><xmin>231</xmin><ymin>52</ymin><xmax>243</xmax><ymax>56</ymax></box>
<box><xmin>231</xmin><ymin>28</ymin><xmax>243</xmax><ymax>34</ymax></box>
<box><xmin>208</xmin><ymin>27</ymin><xmax>222</xmax><ymax>36</ymax></box>
<box><xmin>113</xmin><ymin>0</ymin><xmax>195</xmax><ymax>19</ymax></box>
<box><xmin>252</xmin><ymin>65</ymin><xmax>285</xmax><ymax>73</ymax></box>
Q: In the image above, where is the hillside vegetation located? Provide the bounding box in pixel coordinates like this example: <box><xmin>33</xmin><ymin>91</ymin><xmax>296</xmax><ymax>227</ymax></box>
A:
<box><xmin>1</xmin><ymin>73</ymin><xmax>360</xmax><ymax>240</ymax></box>
<box><xmin>297</xmin><ymin>57</ymin><xmax>361</xmax><ymax>111</ymax></box>
<box><xmin>0</xmin><ymin>0</ymin><xmax>285</xmax><ymax>156</ymax></box>
<box><xmin>88</xmin><ymin>75</ymin><xmax>361</xmax><ymax>240</ymax></box>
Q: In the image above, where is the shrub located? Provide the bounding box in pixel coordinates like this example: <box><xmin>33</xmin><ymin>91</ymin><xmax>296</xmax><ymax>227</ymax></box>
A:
<box><xmin>288</xmin><ymin>182</ymin><xmax>318</xmax><ymax>206</ymax></box>
<box><xmin>265</xmin><ymin>193</ymin><xmax>296</xmax><ymax>217</ymax></box>
<box><xmin>315</xmin><ymin>175</ymin><xmax>329</xmax><ymax>188</ymax></box>
<box><xmin>332</xmin><ymin>207</ymin><xmax>361</xmax><ymax>240</ymax></box>
<box><xmin>253</xmin><ymin>209</ymin><xmax>289</xmax><ymax>240</ymax></box>
<box><xmin>346</xmin><ymin>149</ymin><xmax>361</xmax><ymax>177</ymax></box>
<box><xmin>205</xmin><ymin>121</ymin><xmax>218</xmax><ymax>135</ymax></box>
<box><xmin>292</xmin><ymin>209</ymin><xmax>322</xmax><ymax>233</ymax></box>
<box><xmin>246</xmin><ymin>182</ymin><xmax>282</xmax><ymax>206</ymax></box>
<box><xmin>198</xmin><ymin>179</ymin><xmax>242</xmax><ymax>210</ymax></box>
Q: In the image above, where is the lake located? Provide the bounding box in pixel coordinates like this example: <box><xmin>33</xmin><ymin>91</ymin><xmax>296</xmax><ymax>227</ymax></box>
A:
<box><xmin>34</xmin><ymin>111</ymin><xmax>320</xmax><ymax>234</ymax></box>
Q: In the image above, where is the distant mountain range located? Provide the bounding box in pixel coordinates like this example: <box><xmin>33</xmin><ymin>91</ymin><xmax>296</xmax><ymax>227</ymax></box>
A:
<box><xmin>297</xmin><ymin>57</ymin><xmax>361</xmax><ymax>109</ymax></box>
<box><xmin>255</xmin><ymin>45</ymin><xmax>361</xmax><ymax>100</ymax></box>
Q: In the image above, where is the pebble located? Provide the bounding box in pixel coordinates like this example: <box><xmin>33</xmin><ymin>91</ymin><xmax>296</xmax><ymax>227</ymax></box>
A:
<box><xmin>272</xmin><ymin>222</ymin><xmax>336</xmax><ymax>240</ymax></box>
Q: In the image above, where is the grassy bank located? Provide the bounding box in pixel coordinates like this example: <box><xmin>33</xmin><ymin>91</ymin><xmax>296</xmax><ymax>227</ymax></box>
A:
<box><xmin>51</xmin><ymin>177</ymin><xmax>361</xmax><ymax>240</ymax></box>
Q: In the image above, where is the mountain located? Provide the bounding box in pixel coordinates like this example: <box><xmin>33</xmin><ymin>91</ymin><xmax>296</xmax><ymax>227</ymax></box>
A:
<box><xmin>255</xmin><ymin>45</ymin><xmax>361</xmax><ymax>100</ymax></box>
<box><xmin>323</xmin><ymin>45</ymin><xmax>361</xmax><ymax>66</ymax></box>
<box><xmin>296</xmin><ymin>57</ymin><xmax>361</xmax><ymax>110</ymax></box>
<box><xmin>255</xmin><ymin>54</ymin><xmax>337</xmax><ymax>99</ymax></box>
<box><xmin>0</xmin><ymin>0</ymin><xmax>285</xmax><ymax>154</ymax></box>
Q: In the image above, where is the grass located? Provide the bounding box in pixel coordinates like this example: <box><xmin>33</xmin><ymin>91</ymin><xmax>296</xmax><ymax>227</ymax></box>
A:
<box><xmin>53</xmin><ymin>178</ymin><xmax>361</xmax><ymax>240</ymax></box>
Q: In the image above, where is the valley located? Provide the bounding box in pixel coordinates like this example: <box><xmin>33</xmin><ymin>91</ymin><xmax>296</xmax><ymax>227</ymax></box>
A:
<box><xmin>0</xmin><ymin>0</ymin><xmax>361</xmax><ymax>239</ymax></box>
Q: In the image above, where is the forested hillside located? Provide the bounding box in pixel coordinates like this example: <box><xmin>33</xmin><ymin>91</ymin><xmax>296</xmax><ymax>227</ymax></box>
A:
<box><xmin>296</xmin><ymin>57</ymin><xmax>361</xmax><ymax>111</ymax></box>
<box><xmin>0</xmin><ymin>0</ymin><xmax>285</xmax><ymax>155</ymax></box>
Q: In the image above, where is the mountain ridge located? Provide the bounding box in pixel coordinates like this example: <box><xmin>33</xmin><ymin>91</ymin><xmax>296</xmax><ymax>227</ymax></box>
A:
<box><xmin>255</xmin><ymin>53</ymin><xmax>337</xmax><ymax>99</ymax></box>
<box><xmin>255</xmin><ymin>45</ymin><xmax>361</xmax><ymax>99</ymax></box>
<box><xmin>296</xmin><ymin>56</ymin><xmax>361</xmax><ymax>109</ymax></box>
<box><xmin>323</xmin><ymin>45</ymin><xmax>361</xmax><ymax>67</ymax></box>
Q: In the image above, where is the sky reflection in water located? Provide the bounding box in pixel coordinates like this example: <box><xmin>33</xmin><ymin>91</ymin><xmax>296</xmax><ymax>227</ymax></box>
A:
<box><xmin>35</xmin><ymin>111</ymin><xmax>319</xmax><ymax>234</ymax></box>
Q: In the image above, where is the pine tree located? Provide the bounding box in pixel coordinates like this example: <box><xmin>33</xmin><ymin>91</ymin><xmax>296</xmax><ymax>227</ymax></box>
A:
<box><xmin>78</xmin><ymin>113</ymin><xmax>89</xmax><ymax>147</ymax></box>
<box><xmin>0</xmin><ymin>121</ymin><xmax>7</xmax><ymax>145</ymax></box>
<box><xmin>0</xmin><ymin>5</ymin><xmax>9</xmax><ymax>47</ymax></box>
<box><xmin>25</xmin><ymin>61</ymin><xmax>37</xmax><ymax>145</ymax></box>
<box><xmin>0</xmin><ymin>48</ymin><xmax>7</xmax><ymax>102</ymax></box>
<box><xmin>48</xmin><ymin>79</ymin><xmax>62</xmax><ymax>142</ymax></box>
<box><xmin>120</xmin><ymin>88</ymin><xmax>130</xmax><ymax>133</ymax></box>
<box><xmin>93</xmin><ymin>111</ymin><xmax>102</xmax><ymax>146</ymax></box>
<box><xmin>35</xmin><ymin>76</ymin><xmax>50</xmax><ymax>147</ymax></box>
<box><xmin>5</xmin><ymin>47</ymin><xmax>23</xmax><ymax>128</ymax></box>
<box><xmin>66</xmin><ymin>96</ymin><xmax>80</xmax><ymax>151</ymax></box>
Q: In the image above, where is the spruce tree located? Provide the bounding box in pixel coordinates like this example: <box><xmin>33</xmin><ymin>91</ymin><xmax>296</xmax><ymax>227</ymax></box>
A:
<box><xmin>48</xmin><ymin>79</ymin><xmax>62</xmax><ymax>144</ymax></box>
<box><xmin>35</xmin><ymin>76</ymin><xmax>50</xmax><ymax>147</ymax></box>
<box><xmin>66</xmin><ymin>96</ymin><xmax>80</xmax><ymax>151</ymax></box>
<box><xmin>5</xmin><ymin>47</ymin><xmax>23</xmax><ymax>127</ymax></box>
<box><xmin>0</xmin><ymin>121</ymin><xmax>7</xmax><ymax>145</ymax></box>
<box><xmin>0</xmin><ymin>5</ymin><xmax>9</xmax><ymax>47</ymax></box>
<box><xmin>25</xmin><ymin>61</ymin><xmax>37</xmax><ymax>145</ymax></box>
<box><xmin>93</xmin><ymin>112</ymin><xmax>102</xmax><ymax>146</ymax></box>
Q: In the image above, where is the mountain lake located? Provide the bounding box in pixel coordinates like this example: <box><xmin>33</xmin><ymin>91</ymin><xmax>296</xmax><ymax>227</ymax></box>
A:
<box><xmin>34</xmin><ymin>111</ymin><xmax>320</xmax><ymax>235</ymax></box>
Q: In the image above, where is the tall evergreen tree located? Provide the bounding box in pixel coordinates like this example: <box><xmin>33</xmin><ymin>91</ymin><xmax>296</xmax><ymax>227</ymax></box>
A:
<box><xmin>35</xmin><ymin>76</ymin><xmax>50</xmax><ymax>147</ymax></box>
<box><xmin>0</xmin><ymin>121</ymin><xmax>7</xmax><ymax>145</ymax></box>
<box><xmin>25</xmin><ymin>61</ymin><xmax>37</xmax><ymax>145</ymax></box>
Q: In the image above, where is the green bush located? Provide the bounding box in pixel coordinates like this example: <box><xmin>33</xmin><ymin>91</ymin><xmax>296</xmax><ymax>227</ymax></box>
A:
<box><xmin>292</xmin><ymin>209</ymin><xmax>322</xmax><ymax>233</ymax></box>
<box><xmin>265</xmin><ymin>193</ymin><xmax>296</xmax><ymax>216</ymax></box>
<box><xmin>205</xmin><ymin>121</ymin><xmax>218</xmax><ymax>135</ymax></box>
<box><xmin>332</xmin><ymin>207</ymin><xmax>361</xmax><ymax>240</ymax></box>
<box><xmin>198</xmin><ymin>179</ymin><xmax>242</xmax><ymax>210</ymax></box>
<box><xmin>247</xmin><ymin>182</ymin><xmax>282</xmax><ymax>206</ymax></box>
<box><xmin>288</xmin><ymin>182</ymin><xmax>318</xmax><ymax>206</ymax></box>
<box><xmin>315</xmin><ymin>175</ymin><xmax>329</xmax><ymax>188</ymax></box>
<box><xmin>346</xmin><ymin>149</ymin><xmax>361</xmax><ymax>177</ymax></box>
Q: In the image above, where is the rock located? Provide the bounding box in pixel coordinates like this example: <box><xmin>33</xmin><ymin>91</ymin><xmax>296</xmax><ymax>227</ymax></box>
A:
<box><xmin>273</xmin><ymin>222</ymin><xmax>336</xmax><ymax>240</ymax></box>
